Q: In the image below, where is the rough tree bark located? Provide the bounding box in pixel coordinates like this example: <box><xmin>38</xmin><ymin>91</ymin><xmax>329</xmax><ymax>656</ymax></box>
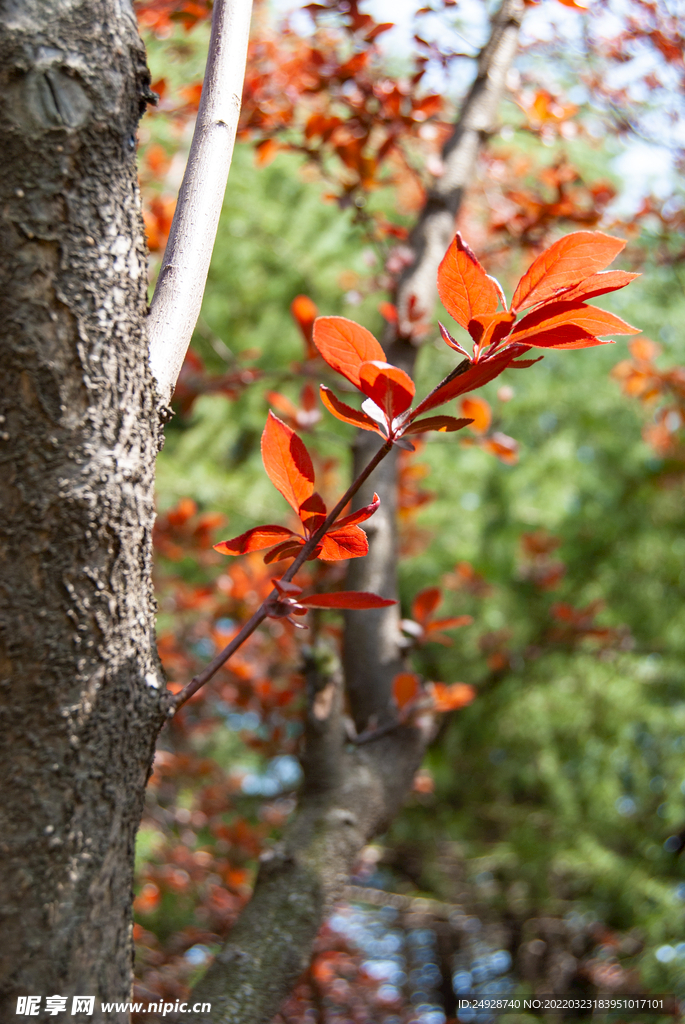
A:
<box><xmin>0</xmin><ymin>3</ymin><xmax>166</xmax><ymax>1021</ymax></box>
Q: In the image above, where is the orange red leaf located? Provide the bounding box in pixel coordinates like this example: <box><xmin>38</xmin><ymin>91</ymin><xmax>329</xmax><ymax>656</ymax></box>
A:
<box><xmin>358</xmin><ymin>360</ymin><xmax>415</xmax><ymax>421</ymax></box>
<box><xmin>214</xmin><ymin>525</ymin><xmax>297</xmax><ymax>556</ymax></box>
<box><xmin>511</xmin><ymin>301</ymin><xmax>639</xmax><ymax>345</ymax></box>
<box><xmin>261</xmin><ymin>411</ymin><xmax>315</xmax><ymax>515</ymax></box>
<box><xmin>319</xmin><ymin>385</ymin><xmax>384</xmax><ymax>433</ymax></box>
<box><xmin>511</xmin><ymin>232</ymin><xmax>626</xmax><ymax>313</ymax></box>
<box><xmin>429</xmin><ymin>682</ymin><xmax>476</xmax><ymax>712</ymax></box>
<box><xmin>438</xmin><ymin>233</ymin><xmax>500</xmax><ymax>330</ymax></box>
<box><xmin>393</xmin><ymin>672</ymin><xmax>421</xmax><ymax>710</ymax></box>
<box><xmin>313</xmin><ymin>316</ymin><xmax>385</xmax><ymax>387</ymax></box>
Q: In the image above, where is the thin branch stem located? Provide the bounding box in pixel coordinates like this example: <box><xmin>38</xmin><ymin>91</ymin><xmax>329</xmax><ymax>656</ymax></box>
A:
<box><xmin>147</xmin><ymin>0</ymin><xmax>253</xmax><ymax>403</ymax></box>
<box><xmin>172</xmin><ymin>438</ymin><xmax>393</xmax><ymax>711</ymax></box>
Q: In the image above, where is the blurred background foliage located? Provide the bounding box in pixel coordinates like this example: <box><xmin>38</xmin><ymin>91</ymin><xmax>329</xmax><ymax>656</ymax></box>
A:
<box><xmin>133</xmin><ymin>0</ymin><xmax>685</xmax><ymax>1018</ymax></box>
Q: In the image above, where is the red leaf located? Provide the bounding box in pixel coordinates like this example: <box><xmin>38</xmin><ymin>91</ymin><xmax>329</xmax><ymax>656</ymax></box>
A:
<box><xmin>460</xmin><ymin>396</ymin><xmax>491</xmax><ymax>434</ymax></box>
<box><xmin>318</xmin><ymin>525</ymin><xmax>369</xmax><ymax>561</ymax></box>
<box><xmin>272</xmin><ymin>578</ymin><xmax>302</xmax><ymax>596</ymax></box>
<box><xmin>358</xmin><ymin>360</ymin><xmax>415</xmax><ymax>421</ymax></box>
<box><xmin>545</xmin><ymin>270</ymin><xmax>640</xmax><ymax>305</ymax></box>
<box><xmin>263</xmin><ymin>539</ymin><xmax>306</xmax><ymax>564</ymax></box>
<box><xmin>511</xmin><ymin>301</ymin><xmax>639</xmax><ymax>344</ymax></box>
<box><xmin>214</xmin><ymin>525</ymin><xmax>297</xmax><ymax>555</ymax></box>
<box><xmin>468</xmin><ymin>311</ymin><xmax>515</xmax><ymax>347</ymax></box>
<box><xmin>515</xmin><ymin>326</ymin><xmax>609</xmax><ymax>350</ymax></box>
<box><xmin>332</xmin><ymin>493</ymin><xmax>380</xmax><ymax>529</ymax></box>
<box><xmin>298</xmin><ymin>491</ymin><xmax>327</xmax><ymax>535</ymax></box>
<box><xmin>412</xmin><ymin>587</ymin><xmax>441</xmax><ymax>625</ymax></box>
<box><xmin>438</xmin><ymin>233</ymin><xmax>500</xmax><ymax>330</ymax></box>
<box><xmin>261</xmin><ymin>412</ymin><xmax>315</xmax><ymax>515</ymax></box>
<box><xmin>403</xmin><ymin>415</ymin><xmax>473</xmax><ymax>435</ymax></box>
<box><xmin>313</xmin><ymin>316</ymin><xmax>385</xmax><ymax>388</ymax></box>
<box><xmin>428</xmin><ymin>615</ymin><xmax>473</xmax><ymax>631</ymax></box>
<box><xmin>429</xmin><ymin>681</ymin><xmax>476</xmax><ymax>712</ymax></box>
<box><xmin>393</xmin><ymin>671</ymin><xmax>421</xmax><ymax>710</ymax></box>
<box><xmin>291</xmin><ymin>295</ymin><xmax>318</xmax><ymax>359</ymax></box>
<box><xmin>511</xmin><ymin>232</ymin><xmax>626</xmax><ymax>313</ymax></box>
<box><xmin>482</xmin><ymin>432</ymin><xmax>519</xmax><ymax>464</ymax></box>
<box><xmin>412</xmin><ymin>348</ymin><xmax>525</xmax><ymax>417</ymax></box>
<box><xmin>298</xmin><ymin>591</ymin><xmax>396</xmax><ymax>609</ymax></box>
<box><xmin>319</xmin><ymin>385</ymin><xmax>384</xmax><ymax>433</ymax></box>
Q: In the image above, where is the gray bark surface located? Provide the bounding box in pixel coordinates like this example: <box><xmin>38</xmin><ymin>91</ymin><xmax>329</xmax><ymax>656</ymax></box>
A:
<box><xmin>0</xmin><ymin>3</ymin><xmax>165</xmax><ymax>1020</ymax></box>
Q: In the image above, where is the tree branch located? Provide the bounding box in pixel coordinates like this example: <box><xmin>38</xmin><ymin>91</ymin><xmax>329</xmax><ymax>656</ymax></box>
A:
<box><xmin>147</xmin><ymin>0</ymin><xmax>253</xmax><ymax>403</ymax></box>
<box><xmin>186</xmin><ymin>648</ymin><xmax>427</xmax><ymax>1023</ymax></box>
<box><xmin>172</xmin><ymin>438</ymin><xmax>393</xmax><ymax>711</ymax></box>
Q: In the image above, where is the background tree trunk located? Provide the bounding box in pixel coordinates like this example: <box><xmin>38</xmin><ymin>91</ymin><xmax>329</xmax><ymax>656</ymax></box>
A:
<box><xmin>0</xmin><ymin>3</ymin><xmax>165</xmax><ymax>1020</ymax></box>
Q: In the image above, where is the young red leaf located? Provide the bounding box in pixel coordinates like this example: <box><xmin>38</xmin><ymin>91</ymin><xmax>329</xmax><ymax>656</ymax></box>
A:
<box><xmin>214</xmin><ymin>525</ymin><xmax>297</xmax><ymax>555</ymax></box>
<box><xmin>511</xmin><ymin>301</ymin><xmax>639</xmax><ymax>344</ymax></box>
<box><xmin>358</xmin><ymin>360</ymin><xmax>416</xmax><ymax>421</ymax></box>
<box><xmin>263</xmin><ymin>539</ymin><xmax>307</xmax><ymax>564</ymax></box>
<box><xmin>313</xmin><ymin>316</ymin><xmax>385</xmax><ymax>387</ymax></box>
<box><xmin>291</xmin><ymin>294</ymin><xmax>318</xmax><ymax>359</ymax></box>
<box><xmin>261</xmin><ymin>411</ymin><xmax>315</xmax><ymax>515</ymax></box>
<box><xmin>511</xmin><ymin>232</ymin><xmax>626</xmax><ymax>313</ymax></box>
<box><xmin>429</xmin><ymin>681</ymin><xmax>476</xmax><ymax>712</ymax></box>
<box><xmin>320</xmin><ymin>385</ymin><xmax>384</xmax><ymax>433</ymax></box>
<box><xmin>460</xmin><ymin>396</ymin><xmax>491</xmax><ymax>434</ymax></box>
<box><xmin>514</xmin><ymin>326</ymin><xmax>608</xmax><ymax>350</ymax></box>
<box><xmin>468</xmin><ymin>311</ymin><xmax>515</xmax><ymax>347</ymax></box>
<box><xmin>412</xmin><ymin>586</ymin><xmax>442</xmax><ymax>625</ymax></box>
<box><xmin>318</xmin><ymin>525</ymin><xmax>369</xmax><ymax>561</ymax></box>
<box><xmin>393</xmin><ymin>671</ymin><xmax>421</xmax><ymax>710</ymax></box>
<box><xmin>272</xmin><ymin>578</ymin><xmax>302</xmax><ymax>596</ymax></box>
<box><xmin>412</xmin><ymin>348</ymin><xmax>526</xmax><ymax>417</ymax></box>
<box><xmin>543</xmin><ymin>270</ymin><xmax>640</xmax><ymax>306</ymax></box>
<box><xmin>298</xmin><ymin>492</ymin><xmax>327</xmax><ymax>535</ymax></box>
<box><xmin>429</xmin><ymin>615</ymin><xmax>474</xmax><ymax>631</ymax></box>
<box><xmin>438</xmin><ymin>321</ymin><xmax>470</xmax><ymax>356</ymax></box>
<box><xmin>403</xmin><ymin>415</ymin><xmax>473</xmax><ymax>435</ymax></box>
<box><xmin>298</xmin><ymin>591</ymin><xmax>396</xmax><ymax>609</ymax></box>
<box><xmin>438</xmin><ymin>232</ymin><xmax>500</xmax><ymax>330</ymax></box>
<box><xmin>332</xmin><ymin>493</ymin><xmax>380</xmax><ymax>530</ymax></box>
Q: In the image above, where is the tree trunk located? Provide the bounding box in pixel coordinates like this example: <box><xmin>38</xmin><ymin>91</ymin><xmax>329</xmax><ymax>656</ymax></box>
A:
<box><xmin>0</xmin><ymin>3</ymin><xmax>164</xmax><ymax>1020</ymax></box>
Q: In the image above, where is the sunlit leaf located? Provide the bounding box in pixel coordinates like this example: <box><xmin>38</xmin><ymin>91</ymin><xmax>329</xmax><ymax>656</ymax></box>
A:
<box><xmin>437</xmin><ymin>232</ymin><xmax>500</xmax><ymax>330</ymax></box>
<box><xmin>358</xmin><ymin>360</ymin><xmax>415</xmax><ymax>421</ymax></box>
<box><xmin>318</xmin><ymin>525</ymin><xmax>369</xmax><ymax>560</ymax></box>
<box><xmin>313</xmin><ymin>316</ymin><xmax>385</xmax><ymax>387</ymax></box>
<box><xmin>393</xmin><ymin>671</ymin><xmax>421</xmax><ymax>709</ymax></box>
<box><xmin>547</xmin><ymin>270</ymin><xmax>640</xmax><ymax>305</ymax></box>
<box><xmin>511</xmin><ymin>232</ymin><xmax>626</xmax><ymax>312</ymax></box>
<box><xmin>332</xmin><ymin>493</ymin><xmax>380</xmax><ymax>530</ymax></box>
<box><xmin>319</xmin><ymin>385</ymin><xmax>383</xmax><ymax>433</ymax></box>
<box><xmin>460</xmin><ymin>396</ymin><xmax>491</xmax><ymax>434</ymax></box>
<box><xmin>214</xmin><ymin>525</ymin><xmax>297</xmax><ymax>555</ymax></box>
<box><xmin>261</xmin><ymin>411</ymin><xmax>315</xmax><ymax>514</ymax></box>
<box><xmin>511</xmin><ymin>301</ymin><xmax>639</xmax><ymax>344</ymax></box>
<box><xmin>429</xmin><ymin>681</ymin><xmax>476</xmax><ymax>712</ymax></box>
